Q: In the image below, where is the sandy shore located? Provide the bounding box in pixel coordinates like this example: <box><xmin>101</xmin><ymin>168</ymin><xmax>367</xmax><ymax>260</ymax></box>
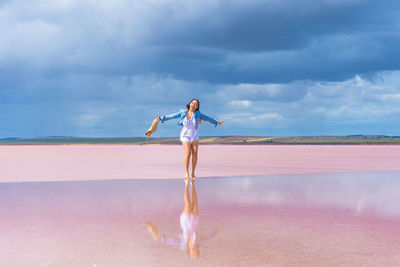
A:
<box><xmin>1</xmin><ymin>144</ymin><xmax>400</xmax><ymax>182</ymax></box>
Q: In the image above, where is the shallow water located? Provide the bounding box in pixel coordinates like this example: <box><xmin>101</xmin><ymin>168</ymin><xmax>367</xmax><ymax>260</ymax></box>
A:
<box><xmin>1</xmin><ymin>172</ymin><xmax>400</xmax><ymax>266</ymax></box>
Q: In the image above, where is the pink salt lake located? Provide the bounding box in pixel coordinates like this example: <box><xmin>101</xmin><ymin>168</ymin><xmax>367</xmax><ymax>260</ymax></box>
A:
<box><xmin>1</xmin><ymin>145</ymin><xmax>400</xmax><ymax>266</ymax></box>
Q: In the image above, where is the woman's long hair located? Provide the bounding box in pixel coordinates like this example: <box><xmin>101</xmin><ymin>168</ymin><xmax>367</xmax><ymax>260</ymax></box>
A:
<box><xmin>186</xmin><ymin>99</ymin><xmax>200</xmax><ymax>110</ymax></box>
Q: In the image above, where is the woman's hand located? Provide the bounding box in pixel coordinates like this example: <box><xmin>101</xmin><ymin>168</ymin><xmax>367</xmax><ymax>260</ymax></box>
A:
<box><xmin>218</xmin><ymin>120</ymin><xmax>224</xmax><ymax>126</ymax></box>
<box><xmin>156</xmin><ymin>116</ymin><xmax>161</xmax><ymax>122</ymax></box>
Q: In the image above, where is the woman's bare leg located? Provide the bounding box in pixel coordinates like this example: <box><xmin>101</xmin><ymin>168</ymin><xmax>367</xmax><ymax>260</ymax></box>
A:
<box><xmin>183</xmin><ymin>142</ymin><xmax>192</xmax><ymax>180</ymax></box>
<box><xmin>182</xmin><ymin>179</ymin><xmax>191</xmax><ymax>214</ymax></box>
<box><xmin>191</xmin><ymin>141</ymin><xmax>199</xmax><ymax>181</ymax></box>
<box><xmin>191</xmin><ymin>181</ymin><xmax>198</xmax><ymax>216</ymax></box>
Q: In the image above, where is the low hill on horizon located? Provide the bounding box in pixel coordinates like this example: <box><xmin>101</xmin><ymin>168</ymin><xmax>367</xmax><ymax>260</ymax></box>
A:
<box><xmin>1</xmin><ymin>135</ymin><xmax>400</xmax><ymax>145</ymax></box>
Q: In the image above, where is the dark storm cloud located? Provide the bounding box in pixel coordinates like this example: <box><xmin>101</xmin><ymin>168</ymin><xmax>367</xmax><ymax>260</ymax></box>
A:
<box><xmin>1</xmin><ymin>0</ymin><xmax>400</xmax><ymax>137</ymax></box>
<box><xmin>140</xmin><ymin>0</ymin><xmax>400</xmax><ymax>83</ymax></box>
<box><xmin>149</xmin><ymin>0</ymin><xmax>378</xmax><ymax>51</ymax></box>
<box><xmin>2</xmin><ymin>0</ymin><xmax>399</xmax><ymax>84</ymax></box>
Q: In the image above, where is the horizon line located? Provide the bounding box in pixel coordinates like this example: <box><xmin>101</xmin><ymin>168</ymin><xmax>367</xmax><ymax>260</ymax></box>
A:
<box><xmin>2</xmin><ymin>135</ymin><xmax>400</xmax><ymax>140</ymax></box>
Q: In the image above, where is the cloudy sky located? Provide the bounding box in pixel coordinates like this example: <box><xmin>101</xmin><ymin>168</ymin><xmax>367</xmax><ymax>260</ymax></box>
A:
<box><xmin>1</xmin><ymin>0</ymin><xmax>400</xmax><ymax>138</ymax></box>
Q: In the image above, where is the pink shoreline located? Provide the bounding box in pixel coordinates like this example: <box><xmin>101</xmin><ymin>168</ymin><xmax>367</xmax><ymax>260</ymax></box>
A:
<box><xmin>1</xmin><ymin>144</ymin><xmax>400</xmax><ymax>182</ymax></box>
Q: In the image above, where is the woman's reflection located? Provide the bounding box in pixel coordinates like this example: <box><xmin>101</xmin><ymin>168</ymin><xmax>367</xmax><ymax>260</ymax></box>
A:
<box><xmin>146</xmin><ymin>180</ymin><xmax>220</xmax><ymax>259</ymax></box>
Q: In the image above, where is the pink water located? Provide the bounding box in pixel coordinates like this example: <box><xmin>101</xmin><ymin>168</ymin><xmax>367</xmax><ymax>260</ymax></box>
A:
<box><xmin>1</xmin><ymin>145</ymin><xmax>400</xmax><ymax>182</ymax></box>
<box><xmin>1</xmin><ymin>172</ymin><xmax>400</xmax><ymax>266</ymax></box>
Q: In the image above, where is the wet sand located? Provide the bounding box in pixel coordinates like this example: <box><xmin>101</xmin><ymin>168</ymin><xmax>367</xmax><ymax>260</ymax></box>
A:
<box><xmin>1</xmin><ymin>172</ymin><xmax>399</xmax><ymax>266</ymax></box>
<box><xmin>1</xmin><ymin>145</ymin><xmax>400</xmax><ymax>182</ymax></box>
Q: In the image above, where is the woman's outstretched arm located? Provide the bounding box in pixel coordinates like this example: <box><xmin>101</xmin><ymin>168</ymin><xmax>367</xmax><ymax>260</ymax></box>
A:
<box><xmin>199</xmin><ymin>112</ymin><xmax>223</xmax><ymax>127</ymax></box>
<box><xmin>158</xmin><ymin>110</ymin><xmax>183</xmax><ymax>123</ymax></box>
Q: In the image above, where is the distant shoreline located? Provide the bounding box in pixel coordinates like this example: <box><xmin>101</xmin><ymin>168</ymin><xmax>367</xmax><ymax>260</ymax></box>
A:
<box><xmin>1</xmin><ymin>136</ymin><xmax>400</xmax><ymax>145</ymax></box>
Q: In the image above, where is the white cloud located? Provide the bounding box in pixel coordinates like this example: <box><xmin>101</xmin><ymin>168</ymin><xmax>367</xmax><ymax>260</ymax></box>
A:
<box><xmin>227</xmin><ymin>100</ymin><xmax>252</xmax><ymax>108</ymax></box>
<box><xmin>0</xmin><ymin>19</ymin><xmax>60</xmax><ymax>62</ymax></box>
<box><xmin>214</xmin><ymin>82</ymin><xmax>307</xmax><ymax>103</ymax></box>
<box><xmin>379</xmin><ymin>93</ymin><xmax>400</xmax><ymax>102</ymax></box>
<box><xmin>72</xmin><ymin>104</ymin><xmax>117</xmax><ymax>128</ymax></box>
<box><xmin>220</xmin><ymin>111</ymin><xmax>285</xmax><ymax>128</ymax></box>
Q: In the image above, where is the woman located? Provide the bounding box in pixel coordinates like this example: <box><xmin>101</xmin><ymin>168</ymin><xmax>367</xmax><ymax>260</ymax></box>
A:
<box><xmin>156</xmin><ymin>99</ymin><xmax>223</xmax><ymax>180</ymax></box>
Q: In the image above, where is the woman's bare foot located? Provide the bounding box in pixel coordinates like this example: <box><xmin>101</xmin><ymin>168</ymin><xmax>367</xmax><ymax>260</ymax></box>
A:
<box><xmin>184</xmin><ymin>174</ymin><xmax>190</xmax><ymax>182</ymax></box>
<box><xmin>191</xmin><ymin>174</ymin><xmax>197</xmax><ymax>181</ymax></box>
